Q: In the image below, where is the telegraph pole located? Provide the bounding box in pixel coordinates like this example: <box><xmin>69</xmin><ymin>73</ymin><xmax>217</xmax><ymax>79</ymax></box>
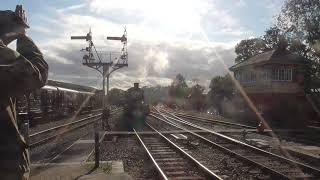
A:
<box><xmin>71</xmin><ymin>28</ymin><xmax>128</xmax><ymax>119</ymax></box>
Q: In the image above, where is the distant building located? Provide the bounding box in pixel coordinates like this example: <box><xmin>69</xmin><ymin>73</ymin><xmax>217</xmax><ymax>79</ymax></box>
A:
<box><xmin>230</xmin><ymin>49</ymin><xmax>317</xmax><ymax>127</ymax></box>
<box><xmin>47</xmin><ymin>80</ymin><xmax>99</xmax><ymax>93</ymax></box>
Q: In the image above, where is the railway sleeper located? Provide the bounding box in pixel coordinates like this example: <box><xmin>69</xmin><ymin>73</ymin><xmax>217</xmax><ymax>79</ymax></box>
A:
<box><xmin>136</xmin><ymin>127</ymin><xmax>223</xmax><ymax>179</ymax></box>
<box><xmin>152</xmin><ymin>151</ymin><xmax>176</xmax><ymax>155</ymax></box>
<box><xmin>161</xmin><ymin>166</ymin><xmax>186</xmax><ymax>172</ymax></box>
<box><xmin>166</xmin><ymin>171</ymin><xmax>188</xmax><ymax>176</ymax></box>
<box><xmin>157</xmin><ymin>161</ymin><xmax>187</xmax><ymax>166</ymax></box>
<box><xmin>145</xmin><ymin>143</ymin><xmax>168</xmax><ymax>146</ymax></box>
<box><xmin>287</xmin><ymin>172</ymin><xmax>313</xmax><ymax>179</ymax></box>
<box><xmin>149</xmin><ymin>146</ymin><xmax>171</xmax><ymax>149</ymax></box>
<box><xmin>170</xmin><ymin>176</ymin><xmax>204</xmax><ymax>180</ymax></box>
<box><xmin>153</xmin><ymin>154</ymin><xmax>179</xmax><ymax>159</ymax></box>
<box><xmin>154</xmin><ymin>157</ymin><xmax>184</xmax><ymax>162</ymax></box>
<box><xmin>150</xmin><ymin>149</ymin><xmax>175</xmax><ymax>152</ymax></box>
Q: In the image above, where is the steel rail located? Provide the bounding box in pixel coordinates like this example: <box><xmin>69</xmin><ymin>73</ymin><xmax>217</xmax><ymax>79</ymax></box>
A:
<box><xmin>153</xmin><ymin>108</ymin><xmax>320</xmax><ymax>178</ymax></box>
<box><xmin>160</xmin><ymin>109</ymin><xmax>320</xmax><ymax>171</ymax></box>
<box><xmin>30</xmin><ymin>118</ymin><xmax>100</xmax><ymax>148</ymax></box>
<box><xmin>91</xmin><ymin>108</ymin><xmax>102</xmax><ymax>112</ymax></box>
<box><xmin>30</xmin><ymin>108</ymin><xmax>121</xmax><ymax>137</ymax></box>
<box><xmin>150</xmin><ymin>112</ymin><xmax>290</xmax><ymax>179</ymax></box>
<box><xmin>30</xmin><ymin>108</ymin><xmax>122</xmax><ymax>147</ymax></box>
<box><xmin>155</xmin><ymin>109</ymin><xmax>255</xmax><ymax>129</ymax></box>
<box><xmin>146</xmin><ymin>122</ymin><xmax>223</xmax><ymax>180</ymax></box>
<box><xmin>134</xmin><ymin>123</ymin><xmax>222</xmax><ymax>179</ymax></box>
<box><xmin>133</xmin><ymin>128</ymin><xmax>168</xmax><ymax>180</ymax></box>
<box><xmin>30</xmin><ymin>113</ymin><xmax>101</xmax><ymax>137</ymax></box>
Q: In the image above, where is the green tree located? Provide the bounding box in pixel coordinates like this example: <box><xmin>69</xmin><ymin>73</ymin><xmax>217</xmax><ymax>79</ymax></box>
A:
<box><xmin>107</xmin><ymin>88</ymin><xmax>125</xmax><ymax>106</ymax></box>
<box><xmin>276</xmin><ymin>0</ymin><xmax>320</xmax><ymax>89</ymax></box>
<box><xmin>188</xmin><ymin>84</ymin><xmax>205</xmax><ymax>111</ymax></box>
<box><xmin>235</xmin><ymin>26</ymin><xmax>292</xmax><ymax>64</ymax></box>
<box><xmin>169</xmin><ymin>73</ymin><xmax>188</xmax><ymax>99</ymax></box>
<box><xmin>263</xmin><ymin>26</ymin><xmax>283</xmax><ymax>49</ymax></box>
<box><xmin>235</xmin><ymin>38</ymin><xmax>268</xmax><ymax>63</ymax></box>
<box><xmin>277</xmin><ymin>0</ymin><xmax>320</xmax><ymax>46</ymax></box>
<box><xmin>143</xmin><ymin>85</ymin><xmax>170</xmax><ymax>105</ymax></box>
<box><xmin>233</xmin><ymin>0</ymin><xmax>320</xmax><ymax>92</ymax></box>
<box><xmin>167</xmin><ymin>74</ymin><xmax>189</xmax><ymax>108</ymax></box>
<box><xmin>208</xmin><ymin>75</ymin><xmax>234</xmax><ymax>114</ymax></box>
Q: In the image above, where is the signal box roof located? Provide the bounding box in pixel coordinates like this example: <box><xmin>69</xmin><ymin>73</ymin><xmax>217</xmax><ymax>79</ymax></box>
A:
<box><xmin>230</xmin><ymin>49</ymin><xmax>307</xmax><ymax>71</ymax></box>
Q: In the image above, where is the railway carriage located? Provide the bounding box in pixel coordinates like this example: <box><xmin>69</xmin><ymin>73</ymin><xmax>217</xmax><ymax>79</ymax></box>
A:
<box><xmin>17</xmin><ymin>84</ymin><xmax>98</xmax><ymax>126</ymax></box>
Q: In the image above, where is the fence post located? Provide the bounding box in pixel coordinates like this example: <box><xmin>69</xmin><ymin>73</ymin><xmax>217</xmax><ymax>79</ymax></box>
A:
<box><xmin>24</xmin><ymin>121</ymin><xmax>29</xmax><ymax>145</ymax></box>
<box><xmin>94</xmin><ymin>131</ymin><xmax>100</xmax><ymax>167</ymax></box>
<box><xmin>19</xmin><ymin>112</ymin><xmax>30</xmax><ymax>146</ymax></box>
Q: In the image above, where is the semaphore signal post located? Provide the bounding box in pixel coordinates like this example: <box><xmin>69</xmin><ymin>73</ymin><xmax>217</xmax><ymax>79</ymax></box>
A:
<box><xmin>71</xmin><ymin>28</ymin><xmax>128</xmax><ymax>111</ymax></box>
<box><xmin>71</xmin><ymin>28</ymin><xmax>128</xmax><ymax>167</ymax></box>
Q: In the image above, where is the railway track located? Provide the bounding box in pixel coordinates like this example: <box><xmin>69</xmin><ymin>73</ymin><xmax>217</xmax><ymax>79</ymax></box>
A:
<box><xmin>150</xmin><ymin>108</ymin><xmax>320</xmax><ymax>179</ymax></box>
<box><xmin>29</xmin><ymin>108</ymin><xmax>122</xmax><ymax>148</ymax></box>
<box><xmin>165</xmin><ymin>109</ymin><xmax>255</xmax><ymax>129</ymax></box>
<box><xmin>168</xmin><ymin>108</ymin><xmax>320</xmax><ymax>149</ymax></box>
<box><xmin>168</xmin><ymin>109</ymin><xmax>320</xmax><ymax>147</ymax></box>
<box><xmin>134</xmin><ymin>123</ymin><xmax>222</xmax><ymax>180</ymax></box>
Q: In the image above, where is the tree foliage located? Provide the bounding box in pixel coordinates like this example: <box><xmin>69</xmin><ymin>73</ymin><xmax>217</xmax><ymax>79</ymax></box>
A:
<box><xmin>107</xmin><ymin>88</ymin><xmax>125</xmax><ymax>106</ymax></box>
<box><xmin>169</xmin><ymin>73</ymin><xmax>188</xmax><ymax>99</ymax></box>
<box><xmin>263</xmin><ymin>26</ymin><xmax>282</xmax><ymax>49</ymax></box>
<box><xmin>143</xmin><ymin>85</ymin><xmax>169</xmax><ymax>105</ymax></box>
<box><xmin>235</xmin><ymin>27</ymin><xmax>290</xmax><ymax>63</ymax></box>
<box><xmin>234</xmin><ymin>0</ymin><xmax>320</xmax><ymax>90</ymax></box>
<box><xmin>235</xmin><ymin>38</ymin><xmax>267</xmax><ymax>63</ymax></box>
<box><xmin>208</xmin><ymin>75</ymin><xmax>234</xmax><ymax>113</ymax></box>
<box><xmin>277</xmin><ymin>0</ymin><xmax>320</xmax><ymax>87</ymax></box>
<box><xmin>277</xmin><ymin>0</ymin><xmax>320</xmax><ymax>45</ymax></box>
<box><xmin>188</xmin><ymin>84</ymin><xmax>206</xmax><ymax>111</ymax></box>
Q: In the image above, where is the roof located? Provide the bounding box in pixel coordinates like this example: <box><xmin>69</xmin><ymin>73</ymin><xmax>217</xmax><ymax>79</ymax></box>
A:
<box><xmin>230</xmin><ymin>49</ymin><xmax>307</xmax><ymax>71</ymax></box>
<box><xmin>47</xmin><ymin>80</ymin><xmax>99</xmax><ymax>93</ymax></box>
<box><xmin>42</xmin><ymin>85</ymin><xmax>95</xmax><ymax>95</ymax></box>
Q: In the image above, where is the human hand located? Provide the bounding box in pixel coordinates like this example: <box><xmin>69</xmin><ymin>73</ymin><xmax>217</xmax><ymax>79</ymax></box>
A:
<box><xmin>0</xmin><ymin>8</ymin><xmax>27</xmax><ymax>45</ymax></box>
<box><xmin>1</xmin><ymin>28</ymin><xmax>26</xmax><ymax>45</ymax></box>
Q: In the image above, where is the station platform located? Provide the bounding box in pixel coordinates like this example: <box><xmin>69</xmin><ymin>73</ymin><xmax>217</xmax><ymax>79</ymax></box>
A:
<box><xmin>30</xmin><ymin>133</ymin><xmax>133</xmax><ymax>180</ymax></box>
<box><xmin>31</xmin><ymin>161</ymin><xmax>132</xmax><ymax>180</ymax></box>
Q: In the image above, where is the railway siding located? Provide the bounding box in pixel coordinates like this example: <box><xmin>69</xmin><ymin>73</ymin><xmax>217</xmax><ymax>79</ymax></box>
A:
<box><xmin>134</xmin><ymin>123</ymin><xmax>222</xmax><ymax>180</ymax></box>
<box><xmin>149</xmin><ymin>108</ymin><xmax>320</xmax><ymax>179</ymax></box>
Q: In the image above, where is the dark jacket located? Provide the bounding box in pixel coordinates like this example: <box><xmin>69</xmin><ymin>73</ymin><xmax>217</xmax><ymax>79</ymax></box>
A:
<box><xmin>0</xmin><ymin>35</ymin><xmax>48</xmax><ymax>179</ymax></box>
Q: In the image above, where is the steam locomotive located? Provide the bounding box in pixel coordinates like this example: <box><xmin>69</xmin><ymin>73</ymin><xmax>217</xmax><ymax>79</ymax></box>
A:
<box><xmin>123</xmin><ymin>83</ymin><xmax>149</xmax><ymax>129</ymax></box>
<box><xmin>17</xmin><ymin>84</ymin><xmax>101</xmax><ymax>126</ymax></box>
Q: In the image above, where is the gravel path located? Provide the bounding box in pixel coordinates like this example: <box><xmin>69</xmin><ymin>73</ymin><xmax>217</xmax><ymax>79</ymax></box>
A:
<box><xmin>100</xmin><ymin>136</ymin><xmax>157</xmax><ymax>179</ymax></box>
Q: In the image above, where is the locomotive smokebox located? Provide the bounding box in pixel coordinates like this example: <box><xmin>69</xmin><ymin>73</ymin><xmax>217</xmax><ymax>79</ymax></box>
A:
<box><xmin>134</xmin><ymin>82</ymin><xmax>139</xmax><ymax>89</ymax></box>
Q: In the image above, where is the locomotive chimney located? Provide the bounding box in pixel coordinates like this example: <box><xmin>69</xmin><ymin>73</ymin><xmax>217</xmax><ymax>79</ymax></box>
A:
<box><xmin>134</xmin><ymin>83</ymin><xmax>139</xmax><ymax>89</ymax></box>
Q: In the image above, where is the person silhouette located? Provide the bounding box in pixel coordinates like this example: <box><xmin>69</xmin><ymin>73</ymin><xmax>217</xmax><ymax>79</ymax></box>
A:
<box><xmin>0</xmin><ymin>5</ymin><xmax>48</xmax><ymax>180</ymax></box>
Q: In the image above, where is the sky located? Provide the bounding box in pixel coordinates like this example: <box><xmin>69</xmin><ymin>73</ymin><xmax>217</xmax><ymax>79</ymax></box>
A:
<box><xmin>1</xmin><ymin>0</ymin><xmax>285</xmax><ymax>90</ymax></box>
